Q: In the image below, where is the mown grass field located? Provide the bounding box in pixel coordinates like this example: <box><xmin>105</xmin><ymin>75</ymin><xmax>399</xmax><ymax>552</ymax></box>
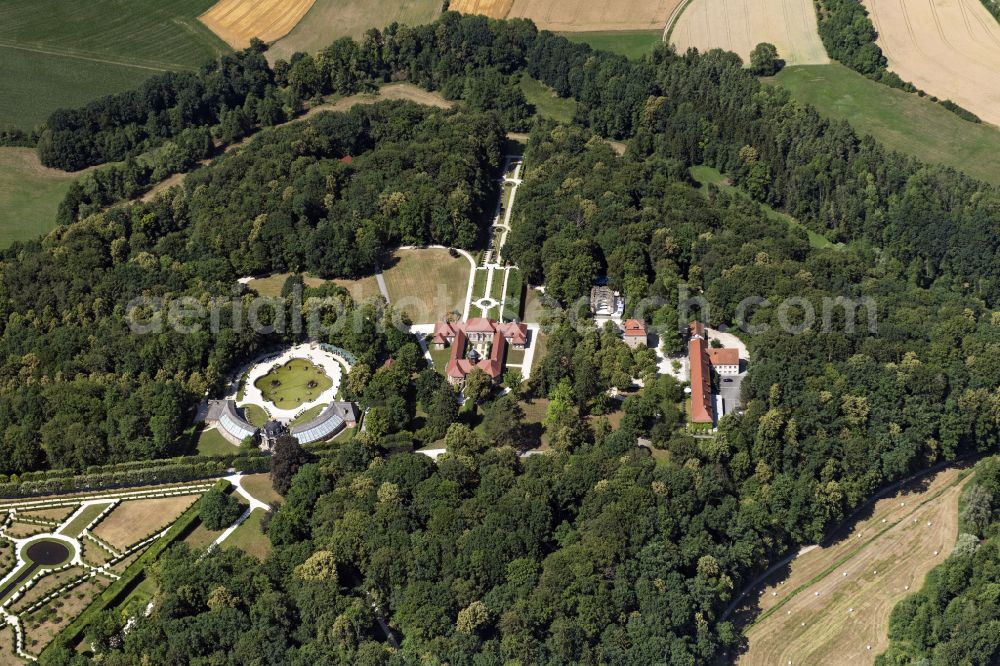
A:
<box><xmin>0</xmin><ymin>148</ymin><xmax>77</xmax><ymax>246</ymax></box>
<box><xmin>269</xmin><ymin>0</ymin><xmax>442</xmax><ymax>61</ymax></box>
<box><xmin>381</xmin><ymin>248</ymin><xmax>472</xmax><ymax>324</ymax></box>
<box><xmin>740</xmin><ymin>466</ymin><xmax>973</xmax><ymax>665</ymax></box>
<box><xmin>0</xmin><ymin>0</ymin><xmax>229</xmax><ymax>129</ymax></box>
<box><xmin>561</xmin><ymin>30</ymin><xmax>664</xmax><ymax>59</ymax></box>
<box><xmin>767</xmin><ymin>64</ymin><xmax>1000</xmax><ymax>187</ymax></box>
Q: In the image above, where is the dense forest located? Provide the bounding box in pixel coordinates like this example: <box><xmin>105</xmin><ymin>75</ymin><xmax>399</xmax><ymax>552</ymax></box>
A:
<box><xmin>1</xmin><ymin>11</ymin><xmax>998</xmax><ymax>665</ymax></box>
<box><xmin>0</xmin><ymin>101</ymin><xmax>501</xmax><ymax>473</ymax></box>
<box><xmin>879</xmin><ymin>457</ymin><xmax>1000</xmax><ymax>665</ymax></box>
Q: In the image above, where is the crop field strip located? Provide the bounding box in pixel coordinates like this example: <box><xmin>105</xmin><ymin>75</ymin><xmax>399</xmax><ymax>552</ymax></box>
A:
<box><xmin>0</xmin><ymin>0</ymin><xmax>229</xmax><ymax>130</ymax></box>
<box><xmin>199</xmin><ymin>0</ymin><xmax>318</xmax><ymax>49</ymax></box>
<box><xmin>0</xmin><ymin>0</ymin><xmax>228</xmax><ymax>71</ymax></box>
<box><xmin>669</xmin><ymin>0</ymin><xmax>828</xmax><ymax>65</ymax></box>
<box><xmin>268</xmin><ymin>0</ymin><xmax>443</xmax><ymax>60</ymax></box>
<box><xmin>863</xmin><ymin>0</ymin><xmax>1000</xmax><ymax>126</ymax></box>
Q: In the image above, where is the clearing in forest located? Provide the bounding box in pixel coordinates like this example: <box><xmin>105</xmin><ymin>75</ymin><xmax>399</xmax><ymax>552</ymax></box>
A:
<box><xmin>669</xmin><ymin>0</ymin><xmax>829</xmax><ymax>65</ymax></box>
<box><xmin>862</xmin><ymin>0</ymin><xmax>1000</xmax><ymax>127</ymax></box>
<box><xmin>199</xmin><ymin>0</ymin><xmax>317</xmax><ymax>49</ymax></box>
<box><xmin>738</xmin><ymin>465</ymin><xmax>974</xmax><ymax>665</ymax></box>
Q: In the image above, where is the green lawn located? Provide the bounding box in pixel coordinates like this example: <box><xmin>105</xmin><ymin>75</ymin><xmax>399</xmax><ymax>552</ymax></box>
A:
<box><xmin>429</xmin><ymin>347</ymin><xmax>453</xmax><ymax>375</ymax></box>
<box><xmin>195</xmin><ymin>427</ymin><xmax>236</xmax><ymax>456</ymax></box>
<box><xmin>241</xmin><ymin>474</ymin><xmax>283</xmax><ymax>506</ymax></box>
<box><xmin>472</xmin><ymin>268</ymin><xmax>489</xmax><ymax>301</ymax></box>
<box><xmin>0</xmin><ymin>148</ymin><xmax>78</xmax><ymax>246</ymax></box>
<box><xmin>489</xmin><ymin>270</ymin><xmax>505</xmax><ymax>301</ymax></box>
<box><xmin>57</xmin><ymin>503</ymin><xmax>112</xmax><ymax>538</ymax></box>
<box><xmin>254</xmin><ymin>358</ymin><xmax>332</xmax><ymax>409</ymax></box>
<box><xmin>290</xmin><ymin>404</ymin><xmax>326</xmax><ymax>426</ymax></box>
<box><xmin>766</xmin><ymin>63</ymin><xmax>1000</xmax><ymax>187</ymax></box>
<box><xmin>224</xmin><ymin>509</ymin><xmax>270</xmax><ymax>560</ymax></box>
<box><xmin>560</xmin><ymin>30</ymin><xmax>663</xmax><ymax>60</ymax></box>
<box><xmin>242</xmin><ymin>404</ymin><xmax>270</xmax><ymax>428</ymax></box>
<box><xmin>520</xmin><ymin>76</ymin><xmax>577</xmax><ymax>124</ymax></box>
<box><xmin>0</xmin><ymin>0</ymin><xmax>229</xmax><ymax>130</ymax></box>
<box><xmin>689</xmin><ymin>165</ymin><xmax>837</xmax><ymax>250</ymax></box>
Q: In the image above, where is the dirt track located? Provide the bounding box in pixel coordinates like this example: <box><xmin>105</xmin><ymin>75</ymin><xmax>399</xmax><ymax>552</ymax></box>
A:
<box><xmin>864</xmin><ymin>0</ymin><xmax>1000</xmax><ymax>126</ymax></box>
<box><xmin>739</xmin><ymin>466</ymin><xmax>974</xmax><ymax>665</ymax></box>
<box><xmin>670</xmin><ymin>0</ymin><xmax>829</xmax><ymax>65</ymax></box>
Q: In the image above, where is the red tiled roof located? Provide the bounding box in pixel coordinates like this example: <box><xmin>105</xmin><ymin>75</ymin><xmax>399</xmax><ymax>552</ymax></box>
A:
<box><xmin>497</xmin><ymin>321</ymin><xmax>528</xmax><ymax>344</ymax></box>
<box><xmin>707</xmin><ymin>348</ymin><xmax>739</xmax><ymax>366</ymax></box>
<box><xmin>432</xmin><ymin>321</ymin><xmax>459</xmax><ymax>345</ymax></box>
<box><xmin>339</xmin><ymin>155</ymin><xmax>354</xmax><ymax>164</ymax></box>
<box><xmin>465</xmin><ymin>317</ymin><xmax>495</xmax><ymax>333</ymax></box>
<box><xmin>689</xmin><ymin>321</ymin><xmax>706</xmax><ymax>338</ymax></box>
<box><xmin>440</xmin><ymin>319</ymin><xmax>517</xmax><ymax>381</ymax></box>
<box><xmin>689</xmin><ymin>334</ymin><xmax>714</xmax><ymax>424</ymax></box>
<box><xmin>623</xmin><ymin>319</ymin><xmax>647</xmax><ymax>337</ymax></box>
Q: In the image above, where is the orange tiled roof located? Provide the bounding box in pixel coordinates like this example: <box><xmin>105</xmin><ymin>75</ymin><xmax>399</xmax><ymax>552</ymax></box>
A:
<box><xmin>707</xmin><ymin>348</ymin><xmax>739</xmax><ymax>366</ymax></box>
<box><xmin>623</xmin><ymin>319</ymin><xmax>647</xmax><ymax>336</ymax></box>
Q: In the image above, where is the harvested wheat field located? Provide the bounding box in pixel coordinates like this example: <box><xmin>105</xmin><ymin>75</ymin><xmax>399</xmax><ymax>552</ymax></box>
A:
<box><xmin>450</xmin><ymin>0</ymin><xmax>515</xmax><ymax>19</ymax></box>
<box><xmin>670</xmin><ymin>0</ymin><xmax>829</xmax><ymax>65</ymax></box>
<box><xmin>864</xmin><ymin>0</ymin><xmax>1000</xmax><ymax>126</ymax></box>
<box><xmin>200</xmin><ymin>0</ymin><xmax>316</xmax><ymax>48</ymax></box>
<box><xmin>737</xmin><ymin>465</ymin><xmax>974</xmax><ymax>666</ymax></box>
<box><xmin>503</xmin><ymin>0</ymin><xmax>678</xmax><ymax>31</ymax></box>
<box><xmin>91</xmin><ymin>495</ymin><xmax>199</xmax><ymax>550</ymax></box>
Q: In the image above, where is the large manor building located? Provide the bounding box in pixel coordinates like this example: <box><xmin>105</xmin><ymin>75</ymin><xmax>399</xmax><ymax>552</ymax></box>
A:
<box><xmin>432</xmin><ymin>318</ymin><xmax>528</xmax><ymax>385</ymax></box>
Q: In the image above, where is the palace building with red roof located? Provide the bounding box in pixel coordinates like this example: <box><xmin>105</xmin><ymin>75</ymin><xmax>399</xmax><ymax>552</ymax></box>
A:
<box><xmin>432</xmin><ymin>319</ymin><xmax>528</xmax><ymax>385</ymax></box>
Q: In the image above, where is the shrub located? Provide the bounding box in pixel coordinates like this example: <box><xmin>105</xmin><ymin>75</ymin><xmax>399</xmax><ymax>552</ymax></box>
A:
<box><xmin>199</xmin><ymin>488</ymin><xmax>242</xmax><ymax>530</ymax></box>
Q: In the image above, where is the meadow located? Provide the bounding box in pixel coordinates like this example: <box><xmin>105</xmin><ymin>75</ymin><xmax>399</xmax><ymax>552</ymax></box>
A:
<box><xmin>768</xmin><ymin>63</ymin><xmax>1000</xmax><ymax>187</ymax></box>
<box><xmin>561</xmin><ymin>30</ymin><xmax>664</xmax><ymax>59</ymax></box>
<box><xmin>0</xmin><ymin>148</ymin><xmax>78</xmax><ymax>246</ymax></box>
<box><xmin>380</xmin><ymin>248</ymin><xmax>473</xmax><ymax>324</ymax></box>
<box><xmin>520</xmin><ymin>77</ymin><xmax>577</xmax><ymax>123</ymax></box>
<box><xmin>0</xmin><ymin>0</ymin><xmax>229</xmax><ymax>130</ymax></box>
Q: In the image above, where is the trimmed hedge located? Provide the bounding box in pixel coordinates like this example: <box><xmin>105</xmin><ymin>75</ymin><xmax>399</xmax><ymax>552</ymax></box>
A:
<box><xmin>41</xmin><ymin>480</ymin><xmax>230</xmax><ymax>658</ymax></box>
<box><xmin>0</xmin><ymin>455</ymin><xmax>268</xmax><ymax>499</ymax></box>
